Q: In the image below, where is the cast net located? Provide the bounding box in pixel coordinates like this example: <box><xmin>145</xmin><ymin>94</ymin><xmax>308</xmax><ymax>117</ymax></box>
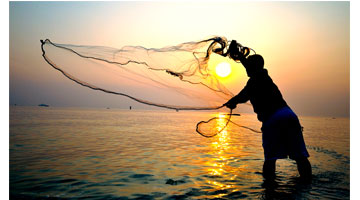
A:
<box><xmin>40</xmin><ymin>36</ymin><xmax>256</xmax><ymax>137</ymax></box>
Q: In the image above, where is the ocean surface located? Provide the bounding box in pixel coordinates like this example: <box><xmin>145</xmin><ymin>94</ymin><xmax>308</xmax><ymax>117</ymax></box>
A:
<box><xmin>10</xmin><ymin>106</ymin><xmax>350</xmax><ymax>199</ymax></box>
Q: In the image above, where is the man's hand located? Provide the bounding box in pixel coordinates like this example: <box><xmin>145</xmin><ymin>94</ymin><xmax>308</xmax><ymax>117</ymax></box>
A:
<box><xmin>223</xmin><ymin>99</ymin><xmax>237</xmax><ymax>109</ymax></box>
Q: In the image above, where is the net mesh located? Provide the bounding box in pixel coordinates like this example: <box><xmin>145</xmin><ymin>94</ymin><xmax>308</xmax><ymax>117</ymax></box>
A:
<box><xmin>40</xmin><ymin>37</ymin><xmax>258</xmax><ymax>137</ymax></box>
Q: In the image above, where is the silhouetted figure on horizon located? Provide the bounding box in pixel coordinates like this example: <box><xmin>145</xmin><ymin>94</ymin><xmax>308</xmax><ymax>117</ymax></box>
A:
<box><xmin>223</xmin><ymin>40</ymin><xmax>312</xmax><ymax>181</ymax></box>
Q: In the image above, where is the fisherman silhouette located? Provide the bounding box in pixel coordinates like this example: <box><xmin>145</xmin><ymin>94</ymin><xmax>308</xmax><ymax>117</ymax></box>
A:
<box><xmin>223</xmin><ymin>40</ymin><xmax>312</xmax><ymax>180</ymax></box>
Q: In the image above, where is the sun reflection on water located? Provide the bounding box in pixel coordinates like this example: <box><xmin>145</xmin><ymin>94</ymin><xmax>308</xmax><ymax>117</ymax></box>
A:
<box><xmin>200</xmin><ymin>113</ymin><xmax>267</xmax><ymax>198</ymax></box>
<box><xmin>203</xmin><ymin>113</ymin><xmax>240</xmax><ymax>195</ymax></box>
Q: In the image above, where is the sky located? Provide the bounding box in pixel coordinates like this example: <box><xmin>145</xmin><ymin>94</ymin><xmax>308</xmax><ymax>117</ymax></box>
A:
<box><xmin>9</xmin><ymin>1</ymin><xmax>350</xmax><ymax>117</ymax></box>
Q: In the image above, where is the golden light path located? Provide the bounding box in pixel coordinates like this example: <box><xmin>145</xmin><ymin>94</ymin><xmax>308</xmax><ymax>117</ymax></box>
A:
<box><xmin>205</xmin><ymin>113</ymin><xmax>241</xmax><ymax>198</ymax></box>
<box><xmin>215</xmin><ymin>62</ymin><xmax>232</xmax><ymax>78</ymax></box>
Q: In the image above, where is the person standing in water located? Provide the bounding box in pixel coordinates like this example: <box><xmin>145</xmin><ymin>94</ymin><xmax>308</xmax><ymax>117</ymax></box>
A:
<box><xmin>223</xmin><ymin>40</ymin><xmax>312</xmax><ymax>180</ymax></box>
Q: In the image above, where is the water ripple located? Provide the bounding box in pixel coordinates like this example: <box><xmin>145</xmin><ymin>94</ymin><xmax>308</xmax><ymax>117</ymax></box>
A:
<box><xmin>10</xmin><ymin>107</ymin><xmax>349</xmax><ymax>199</ymax></box>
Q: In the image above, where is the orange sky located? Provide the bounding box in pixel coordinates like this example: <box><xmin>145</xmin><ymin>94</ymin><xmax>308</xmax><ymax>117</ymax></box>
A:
<box><xmin>9</xmin><ymin>1</ymin><xmax>350</xmax><ymax>117</ymax></box>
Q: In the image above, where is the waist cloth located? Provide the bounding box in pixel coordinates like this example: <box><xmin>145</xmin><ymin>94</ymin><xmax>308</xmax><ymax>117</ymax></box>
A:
<box><xmin>261</xmin><ymin>106</ymin><xmax>309</xmax><ymax>160</ymax></box>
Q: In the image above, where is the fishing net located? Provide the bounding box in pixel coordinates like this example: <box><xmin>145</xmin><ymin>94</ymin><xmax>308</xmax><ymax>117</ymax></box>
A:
<box><xmin>40</xmin><ymin>36</ymin><xmax>258</xmax><ymax>137</ymax></box>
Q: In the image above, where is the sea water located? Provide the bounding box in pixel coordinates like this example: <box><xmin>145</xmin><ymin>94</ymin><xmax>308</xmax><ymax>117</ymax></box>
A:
<box><xmin>10</xmin><ymin>106</ymin><xmax>349</xmax><ymax>199</ymax></box>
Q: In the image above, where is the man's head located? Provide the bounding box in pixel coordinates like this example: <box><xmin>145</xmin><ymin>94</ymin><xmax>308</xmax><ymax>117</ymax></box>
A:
<box><xmin>245</xmin><ymin>54</ymin><xmax>264</xmax><ymax>77</ymax></box>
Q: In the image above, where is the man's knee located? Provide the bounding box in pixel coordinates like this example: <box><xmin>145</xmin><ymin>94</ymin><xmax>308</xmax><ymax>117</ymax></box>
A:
<box><xmin>264</xmin><ymin>159</ymin><xmax>276</xmax><ymax>166</ymax></box>
<box><xmin>263</xmin><ymin>160</ymin><xmax>276</xmax><ymax>179</ymax></box>
<box><xmin>295</xmin><ymin>157</ymin><xmax>311</xmax><ymax>166</ymax></box>
<box><xmin>295</xmin><ymin>157</ymin><xmax>312</xmax><ymax>179</ymax></box>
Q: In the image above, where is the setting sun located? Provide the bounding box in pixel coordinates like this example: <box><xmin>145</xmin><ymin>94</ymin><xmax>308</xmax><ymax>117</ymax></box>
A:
<box><xmin>215</xmin><ymin>62</ymin><xmax>232</xmax><ymax>78</ymax></box>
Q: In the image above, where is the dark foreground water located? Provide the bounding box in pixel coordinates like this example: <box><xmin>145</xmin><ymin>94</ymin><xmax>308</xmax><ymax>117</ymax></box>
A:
<box><xmin>10</xmin><ymin>106</ymin><xmax>349</xmax><ymax>199</ymax></box>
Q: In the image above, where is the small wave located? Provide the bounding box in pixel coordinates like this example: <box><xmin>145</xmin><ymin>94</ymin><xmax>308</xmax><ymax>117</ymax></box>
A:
<box><xmin>129</xmin><ymin>174</ymin><xmax>154</xmax><ymax>179</ymax></box>
<box><xmin>306</xmin><ymin>145</ymin><xmax>349</xmax><ymax>164</ymax></box>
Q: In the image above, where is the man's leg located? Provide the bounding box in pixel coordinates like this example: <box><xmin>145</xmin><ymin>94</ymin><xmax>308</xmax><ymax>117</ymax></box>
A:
<box><xmin>295</xmin><ymin>157</ymin><xmax>312</xmax><ymax>180</ymax></box>
<box><xmin>263</xmin><ymin>159</ymin><xmax>276</xmax><ymax>179</ymax></box>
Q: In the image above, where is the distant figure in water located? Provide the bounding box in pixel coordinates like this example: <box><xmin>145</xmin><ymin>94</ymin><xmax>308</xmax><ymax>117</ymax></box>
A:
<box><xmin>223</xmin><ymin>40</ymin><xmax>312</xmax><ymax>181</ymax></box>
<box><xmin>130</xmin><ymin>106</ymin><xmax>132</xmax><ymax>110</ymax></box>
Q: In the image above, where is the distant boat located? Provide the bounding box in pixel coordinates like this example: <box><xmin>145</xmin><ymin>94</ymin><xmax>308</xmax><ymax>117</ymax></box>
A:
<box><xmin>38</xmin><ymin>104</ymin><xmax>49</xmax><ymax>107</ymax></box>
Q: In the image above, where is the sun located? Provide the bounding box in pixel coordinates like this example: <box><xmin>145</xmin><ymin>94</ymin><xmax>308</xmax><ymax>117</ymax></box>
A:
<box><xmin>215</xmin><ymin>62</ymin><xmax>232</xmax><ymax>78</ymax></box>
